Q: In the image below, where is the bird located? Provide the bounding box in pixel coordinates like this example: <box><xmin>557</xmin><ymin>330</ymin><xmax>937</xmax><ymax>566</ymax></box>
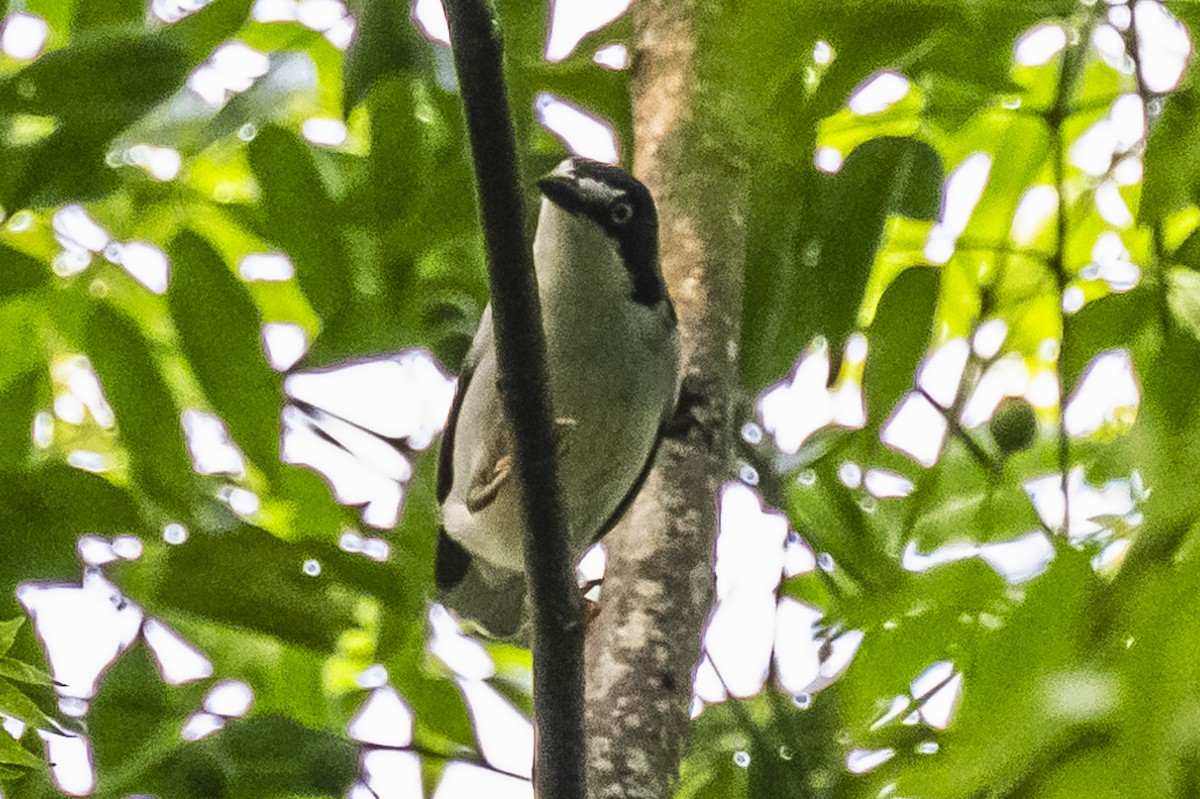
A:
<box><xmin>435</xmin><ymin>156</ymin><xmax>680</xmax><ymax>639</ymax></box>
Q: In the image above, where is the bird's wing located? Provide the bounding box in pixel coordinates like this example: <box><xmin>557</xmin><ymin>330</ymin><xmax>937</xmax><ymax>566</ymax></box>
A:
<box><xmin>436</xmin><ymin>308</ymin><xmax>493</xmax><ymax>505</ymax></box>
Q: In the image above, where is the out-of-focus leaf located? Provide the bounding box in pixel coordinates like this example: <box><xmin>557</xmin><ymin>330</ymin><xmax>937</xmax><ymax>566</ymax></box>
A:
<box><xmin>133</xmin><ymin>525</ymin><xmax>365</xmax><ymax>651</ymax></box>
<box><xmin>71</xmin><ymin>0</ymin><xmax>143</xmax><ymax>36</ymax></box>
<box><xmin>247</xmin><ymin>126</ymin><xmax>350</xmax><ymax>324</ymax></box>
<box><xmin>0</xmin><ymin>618</ymin><xmax>22</xmax><ymax>656</ymax></box>
<box><xmin>342</xmin><ymin>0</ymin><xmax>430</xmax><ymax>113</ymax></box>
<box><xmin>742</xmin><ymin>138</ymin><xmax>943</xmax><ymax>388</ymax></box>
<box><xmin>83</xmin><ymin>303</ymin><xmax>194</xmax><ymax>506</ymax></box>
<box><xmin>1142</xmin><ymin>83</ymin><xmax>1200</xmax><ymax>224</ymax></box>
<box><xmin>168</xmin><ymin>231</ymin><xmax>283</xmax><ymax>476</ymax></box>
<box><xmin>0</xmin><ymin>658</ymin><xmax>52</xmax><ymax>686</ymax></box>
<box><xmin>0</xmin><ymin>369</ymin><xmax>41</xmax><ymax>474</ymax></box>
<box><xmin>0</xmin><ymin>245</ymin><xmax>49</xmax><ymax>298</ymax></box>
<box><xmin>0</xmin><ymin>729</ymin><xmax>41</xmax><ymax>769</ymax></box>
<box><xmin>863</xmin><ymin>267</ymin><xmax>939</xmax><ymax>426</ymax></box>
<box><xmin>1167</xmin><ymin>267</ymin><xmax>1200</xmax><ymax>344</ymax></box>
<box><xmin>161</xmin><ymin>0</ymin><xmax>256</xmax><ymax>65</ymax></box>
<box><xmin>0</xmin><ymin>35</ymin><xmax>188</xmax><ymax>208</ymax></box>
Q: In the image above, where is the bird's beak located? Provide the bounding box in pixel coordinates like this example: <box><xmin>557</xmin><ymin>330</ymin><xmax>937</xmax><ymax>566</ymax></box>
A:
<box><xmin>537</xmin><ymin>163</ymin><xmax>585</xmax><ymax>214</ymax></box>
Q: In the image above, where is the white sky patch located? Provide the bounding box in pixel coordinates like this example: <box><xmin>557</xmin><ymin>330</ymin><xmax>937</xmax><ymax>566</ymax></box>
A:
<box><xmin>979</xmin><ymin>531</ymin><xmax>1056</xmax><ymax>584</ymax></box>
<box><xmin>714</xmin><ymin>483</ymin><xmax>787</xmax><ymax>601</ymax></box>
<box><xmin>428</xmin><ymin>604</ymin><xmax>495</xmax><ymax>680</ymax></box>
<box><xmin>302</xmin><ymin>116</ymin><xmax>348</xmax><ymax>147</ymax></box>
<box><xmin>919</xmin><ymin>671</ymin><xmax>963</xmax><ymax>729</ymax></box>
<box><xmin>918</xmin><ymin>339</ymin><xmax>970</xmax><ymax>408</ymax></box>
<box><xmin>807</xmin><ymin>629</ymin><xmax>865</xmax><ymax>693</ymax></box>
<box><xmin>78</xmin><ymin>536</ymin><xmax>117</xmax><ymax>567</ymax></box>
<box><xmin>1</xmin><ymin>12</ymin><xmax>49</xmax><ymax>60</ymax></box>
<box><xmin>960</xmin><ymin>355</ymin><xmax>1030</xmax><ymax>428</ymax></box>
<box><xmin>546</xmin><ymin>0</ymin><xmax>631</xmax><ymax>61</ymax></box>
<box><xmin>152</xmin><ymin>0</ymin><xmax>212</xmax><ymax>22</ymax></box>
<box><xmin>363</xmin><ymin>749</ymin><xmax>423</xmax><ymax>799</ymax></box>
<box><xmin>181</xmin><ymin>711</ymin><xmax>225</xmax><ymax>741</ymax></box>
<box><xmin>1062</xmin><ymin>285</ymin><xmax>1085</xmax><ymax>313</ymax></box>
<box><xmin>111</xmin><ymin>536</ymin><xmax>143</xmax><ymax>560</ymax></box>
<box><xmin>219</xmin><ymin>485</ymin><xmax>261</xmax><ymax>516</ymax></box>
<box><xmin>188</xmin><ymin>42</ymin><xmax>270</xmax><ymax>108</ymax></box>
<box><xmin>18</xmin><ymin>572</ymin><xmax>143</xmax><ymax>699</ymax></box>
<box><xmin>296</xmin><ymin>0</ymin><xmax>346</xmax><ymax>32</ymax></box>
<box><xmin>848</xmin><ymin>71</ymin><xmax>910</xmax><ymax>115</ymax></box>
<box><xmin>972</xmin><ymin>319</ymin><xmax>1008</xmax><ymax>359</ymax></box>
<box><xmin>252</xmin><ymin>0</ymin><xmax>298</xmax><ymax>23</ymax></box>
<box><xmin>41</xmin><ymin>731</ymin><xmax>95</xmax><ymax>796</ymax></box>
<box><xmin>773</xmin><ymin>598</ymin><xmax>823</xmax><ymax>694</ymax></box>
<box><xmin>1135</xmin><ymin>1</ymin><xmax>1191</xmax><ymax>93</ymax></box>
<box><xmin>864</xmin><ymin>469</ymin><xmax>914</xmax><ymax>499</ymax></box>
<box><xmin>924</xmin><ymin>154</ymin><xmax>991</xmax><ymax>264</ymax></box>
<box><xmin>847</xmin><ymin>747</ymin><xmax>895</xmax><ymax>774</ymax></box>
<box><xmin>1095</xmin><ymin>181</ymin><xmax>1133</xmax><ymax>228</ymax></box>
<box><xmin>412</xmin><ymin>0</ymin><xmax>448</xmax><ymax>43</ymax></box>
<box><xmin>1063</xmin><ymin>350</ymin><xmax>1139</xmax><ymax>437</ymax></box>
<box><xmin>282</xmin><ymin>408</ymin><xmax>404</xmax><ymax>528</ymax></box>
<box><xmin>704</xmin><ymin>592</ymin><xmax>776</xmax><ymax>698</ymax></box>
<box><xmin>182</xmin><ymin>409</ymin><xmax>247</xmax><ymax>476</ymax></box>
<box><xmin>783</xmin><ymin>534</ymin><xmax>817</xmax><ymax>576</ymax></box>
<box><xmin>1092</xmin><ymin>23</ymin><xmax>1130</xmax><ymax>73</ymax></box>
<box><xmin>348</xmin><ymin>685</ymin><xmax>414</xmax><ymax>748</ymax></box>
<box><xmin>1014</xmin><ymin>23</ymin><xmax>1067</xmax><ymax>67</ymax></box>
<box><xmin>883</xmin><ymin>392</ymin><xmax>948</xmax><ymax>467</ymax></box>
<box><xmin>143</xmin><ymin>619</ymin><xmax>214</xmax><ymax>684</ymax></box>
<box><xmin>1025</xmin><ymin>467</ymin><xmax>1142</xmax><ymax>546</ymax></box>
<box><xmin>535</xmin><ymin>93</ymin><xmax>619</xmax><ymax>164</ymax></box>
<box><xmin>124</xmin><ymin>144</ymin><xmax>183</xmax><ymax>181</ymax></box>
<box><xmin>758</xmin><ymin>340</ymin><xmax>834</xmax><ymax>454</ymax></box>
<box><xmin>203</xmin><ymin>680</ymin><xmax>253</xmax><ymax>717</ymax></box>
<box><xmin>284</xmin><ymin>350</ymin><xmax>455</xmax><ymax>448</ymax></box>
<box><xmin>432</xmin><ymin>761</ymin><xmax>533</xmax><ymax>799</ymax></box>
<box><xmin>1116</xmin><ymin>156</ymin><xmax>1144</xmax><ymax>186</ymax></box>
<box><xmin>263</xmin><ymin>322</ymin><xmax>309</xmax><ymax>371</ymax></box>
<box><xmin>53</xmin><ymin>205</ymin><xmax>111</xmax><ymax>255</ymax></box>
<box><xmin>54</xmin><ymin>357</ymin><xmax>114</xmax><ymax>430</ymax></box>
<box><xmin>693</xmin><ymin>655</ymin><xmax>728</xmax><ymax>705</ymax></box>
<box><xmin>1011</xmin><ymin>184</ymin><xmax>1058</xmax><ymax>246</ymax></box>
<box><xmin>1085</xmin><ymin>231</ymin><xmax>1139</xmax><ymax>291</ymax></box>
<box><xmin>815</xmin><ymin>147</ymin><xmax>844</xmax><ymax>173</ymax></box>
<box><xmin>458</xmin><ymin>678</ymin><xmax>534</xmax><ymax>778</ymax></box>
<box><xmin>106</xmin><ymin>240</ymin><xmax>171</xmax><ymax>294</ymax></box>
<box><xmin>593</xmin><ymin>43</ymin><xmax>628</xmax><ymax>70</ymax></box>
<box><xmin>241</xmin><ymin>252</ymin><xmax>294</xmax><ymax>282</ymax></box>
<box><xmin>902</xmin><ymin>540</ymin><xmax>979</xmax><ymax>574</ymax></box>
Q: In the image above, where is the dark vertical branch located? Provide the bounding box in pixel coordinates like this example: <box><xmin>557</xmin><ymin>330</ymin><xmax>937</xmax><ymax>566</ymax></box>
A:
<box><xmin>442</xmin><ymin>2</ymin><xmax>585</xmax><ymax>797</ymax></box>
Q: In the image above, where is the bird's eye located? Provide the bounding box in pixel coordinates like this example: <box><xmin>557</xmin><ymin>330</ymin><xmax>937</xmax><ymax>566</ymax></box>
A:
<box><xmin>610</xmin><ymin>201</ymin><xmax>633</xmax><ymax>225</ymax></box>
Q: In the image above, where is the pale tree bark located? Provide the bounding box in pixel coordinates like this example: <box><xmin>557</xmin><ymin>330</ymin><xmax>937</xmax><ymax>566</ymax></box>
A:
<box><xmin>584</xmin><ymin>2</ymin><xmax>747</xmax><ymax>797</ymax></box>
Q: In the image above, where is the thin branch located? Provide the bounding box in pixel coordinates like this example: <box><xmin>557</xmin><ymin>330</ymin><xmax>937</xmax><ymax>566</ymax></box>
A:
<box><xmin>441</xmin><ymin>2</ymin><xmax>585</xmax><ymax>797</ymax></box>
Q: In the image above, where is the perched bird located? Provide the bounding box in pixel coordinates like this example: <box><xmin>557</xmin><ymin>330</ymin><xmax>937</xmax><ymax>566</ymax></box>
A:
<box><xmin>436</xmin><ymin>156</ymin><xmax>680</xmax><ymax>638</ymax></box>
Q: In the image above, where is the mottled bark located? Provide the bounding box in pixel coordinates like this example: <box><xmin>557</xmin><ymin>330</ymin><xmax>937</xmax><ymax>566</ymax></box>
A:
<box><xmin>584</xmin><ymin>2</ymin><xmax>747</xmax><ymax>797</ymax></box>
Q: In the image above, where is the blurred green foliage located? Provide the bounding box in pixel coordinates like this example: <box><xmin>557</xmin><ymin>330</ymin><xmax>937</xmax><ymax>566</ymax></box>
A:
<box><xmin>0</xmin><ymin>0</ymin><xmax>1199</xmax><ymax>797</ymax></box>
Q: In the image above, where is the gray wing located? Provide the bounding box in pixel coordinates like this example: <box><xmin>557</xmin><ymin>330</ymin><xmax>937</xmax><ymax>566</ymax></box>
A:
<box><xmin>437</xmin><ymin>308</ymin><xmax>493</xmax><ymax>504</ymax></box>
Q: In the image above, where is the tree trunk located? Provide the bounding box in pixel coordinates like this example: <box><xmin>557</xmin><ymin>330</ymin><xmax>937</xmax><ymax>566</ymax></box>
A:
<box><xmin>583</xmin><ymin>2</ymin><xmax>747</xmax><ymax>796</ymax></box>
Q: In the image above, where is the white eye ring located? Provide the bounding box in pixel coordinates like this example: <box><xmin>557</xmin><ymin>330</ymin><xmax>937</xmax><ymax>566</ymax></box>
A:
<box><xmin>610</xmin><ymin>201</ymin><xmax>633</xmax><ymax>225</ymax></box>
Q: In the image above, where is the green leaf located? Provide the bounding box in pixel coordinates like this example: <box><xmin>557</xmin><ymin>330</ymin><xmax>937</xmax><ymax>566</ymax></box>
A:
<box><xmin>0</xmin><ymin>245</ymin><xmax>50</xmax><ymax>299</ymax></box>
<box><xmin>0</xmin><ymin>728</ymin><xmax>41</xmax><ymax>770</ymax></box>
<box><xmin>168</xmin><ymin>231</ymin><xmax>283</xmax><ymax>476</ymax></box>
<box><xmin>83</xmin><ymin>303</ymin><xmax>195</xmax><ymax>507</ymax></box>
<box><xmin>0</xmin><ymin>619</ymin><xmax>23</xmax><ymax>656</ymax></box>
<box><xmin>247</xmin><ymin>127</ymin><xmax>350</xmax><ymax>325</ymax></box>
<box><xmin>1168</xmin><ymin>267</ymin><xmax>1200</xmax><ymax>344</ymax></box>
<box><xmin>0</xmin><ymin>658</ymin><xmax>52</xmax><ymax>687</ymax></box>
<box><xmin>863</xmin><ymin>266</ymin><xmax>939</xmax><ymax>426</ymax></box>
<box><xmin>342</xmin><ymin>0</ymin><xmax>431</xmax><ymax>113</ymax></box>
<box><xmin>0</xmin><ymin>369</ymin><xmax>42</xmax><ymax>475</ymax></box>
<box><xmin>0</xmin><ymin>35</ymin><xmax>188</xmax><ymax>208</ymax></box>
<box><xmin>0</xmin><ymin>679</ymin><xmax>55</xmax><ymax>730</ymax></box>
